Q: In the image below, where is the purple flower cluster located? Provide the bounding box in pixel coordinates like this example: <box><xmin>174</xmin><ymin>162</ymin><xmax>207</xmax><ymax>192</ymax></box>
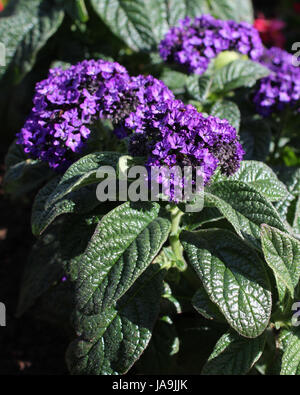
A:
<box><xmin>126</xmin><ymin>99</ymin><xmax>244</xmax><ymax>195</ymax></box>
<box><xmin>17</xmin><ymin>59</ymin><xmax>174</xmax><ymax>171</ymax></box>
<box><xmin>254</xmin><ymin>47</ymin><xmax>300</xmax><ymax>116</ymax></box>
<box><xmin>113</xmin><ymin>74</ymin><xmax>174</xmax><ymax>138</ymax></box>
<box><xmin>159</xmin><ymin>15</ymin><xmax>264</xmax><ymax>75</ymax></box>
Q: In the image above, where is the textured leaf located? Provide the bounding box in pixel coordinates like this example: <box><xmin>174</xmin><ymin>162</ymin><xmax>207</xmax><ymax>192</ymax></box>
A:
<box><xmin>17</xmin><ymin>214</ymin><xmax>99</xmax><ymax>317</ymax></box>
<box><xmin>45</xmin><ymin>152</ymin><xmax>122</xmax><ymax>209</ymax></box>
<box><xmin>76</xmin><ymin>202</ymin><xmax>171</xmax><ymax>315</ymax></box>
<box><xmin>212</xmin><ymin>60</ymin><xmax>269</xmax><ymax>93</ymax></box>
<box><xmin>165</xmin><ymin>0</ymin><xmax>209</xmax><ymax>26</ymax></box>
<box><xmin>210</xmin><ymin>0</ymin><xmax>254</xmax><ymax>24</ymax></box>
<box><xmin>3</xmin><ymin>142</ymin><xmax>54</xmax><ymax>197</ymax></box>
<box><xmin>31</xmin><ymin>178</ymin><xmax>100</xmax><ymax>236</ymax></box>
<box><xmin>206</xmin><ymin>180</ymin><xmax>286</xmax><ymax>248</ymax></box>
<box><xmin>136</xmin><ymin>316</ymin><xmax>179</xmax><ymax>374</ymax></box>
<box><xmin>210</xmin><ymin>100</ymin><xmax>241</xmax><ymax>131</ymax></box>
<box><xmin>275</xmin><ymin>168</ymin><xmax>300</xmax><ymax>223</ymax></box>
<box><xmin>67</xmin><ymin>264</ymin><xmax>165</xmax><ymax>375</ymax></box>
<box><xmin>202</xmin><ymin>332</ymin><xmax>266</xmax><ymax>375</ymax></box>
<box><xmin>213</xmin><ymin>161</ymin><xmax>289</xmax><ymax>202</ymax></box>
<box><xmin>181</xmin><ymin>229</ymin><xmax>272</xmax><ymax>338</ymax></box>
<box><xmin>160</xmin><ymin>68</ymin><xmax>187</xmax><ymax>94</ymax></box>
<box><xmin>182</xmin><ymin>207</ymin><xmax>223</xmax><ymax>231</ymax></box>
<box><xmin>91</xmin><ymin>0</ymin><xmax>168</xmax><ymax>51</ymax></box>
<box><xmin>240</xmin><ymin>119</ymin><xmax>272</xmax><ymax>161</ymax></box>
<box><xmin>186</xmin><ymin>75</ymin><xmax>211</xmax><ymax>104</ymax></box>
<box><xmin>192</xmin><ymin>287</ymin><xmax>225</xmax><ymax>322</ymax></box>
<box><xmin>281</xmin><ymin>328</ymin><xmax>300</xmax><ymax>375</ymax></box>
<box><xmin>16</xmin><ymin>223</ymin><xmax>65</xmax><ymax>317</ymax></box>
<box><xmin>0</xmin><ymin>0</ymin><xmax>64</xmax><ymax>83</ymax></box>
<box><xmin>261</xmin><ymin>225</ymin><xmax>300</xmax><ymax>301</ymax></box>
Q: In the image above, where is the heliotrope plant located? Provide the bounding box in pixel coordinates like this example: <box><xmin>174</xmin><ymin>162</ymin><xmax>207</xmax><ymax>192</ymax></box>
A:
<box><xmin>3</xmin><ymin>0</ymin><xmax>300</xmax><ymax>376</ymax></box>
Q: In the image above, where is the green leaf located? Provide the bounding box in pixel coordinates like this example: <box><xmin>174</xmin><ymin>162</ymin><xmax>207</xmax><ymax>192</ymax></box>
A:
<box><xmin>202</xmin><ymin>332</ymin><xmax>266</xmax><ymax>375</ymax></box>
<box><xmin>17</xmin><ymin>213</ymin><xmax>99</xmax><ymax>317</ymax></box>
<box><xmin>210</xmin><ymin>100</ymin><xmax>240</xmax><ymax>131</ymax></box>
<box><xmin>192</xmin><ymin>287</ymin><xmax>225</xmax><ymax>322</ymax></box>
<box><xmin>213</xmin><ymin>161</ymin><xmax>289</xmax><ymax>202</ymax></box>
<box><xmin>211</xmin><ymin>60</ymin><xmax>269</xmax><ymax>93</ymax></box>
<box><xmin>76</xmin><ymin>202</ymin><xmax>171</xmax><ymax>315</ymax></box>
<box><xmin>160</xmin><ymin>68</ymin><xmax>187</xmax><ymax>94</ymax></box>
<box><xmin>205</xmin><ymin>180</ymin><xmax>286</xmax><ymax>248</ymax></box>
<box><xmin>45</xmin><ymin>152</ymin><xmax>122</xmax><ymax>208</ymax></box>
<box><xmin>261</xmin><ymin>224</ymin><xmax>300</xmax><ymax>301</ymax></box>
<box><xmin>165</xmin><ymin>0</ymin><xmax>210</xmax><ymax>26</ymax></box>
<box><xmin>240</xmin><ymin>119</ymin><xmax>272</xmax><ymax>161</ymax></box>
<box><xmin>186</xmin><ymin>75</ymin><xmax>211</xmax><ymax>104</ymax></box>
<box><xmin>275</xmin><ymin>167</ymin><xmax>300</xmax><ymax>223</ymax></box>
<box><xmin>3</xmin><ymin>141</ymin><xmax>54</xmax><ymax>197</ymax></box>
<box><xmin>136</xmin><ymin>316</ymin><xmax>179</xmax><ymax>374</ymax></box>
<box><xmin>31</xmin><ymin>178</ymin><xmax>100</xmax><ymax>236</ymax></box>
<box><xmin>67</xmin><ymin>264</ymin><xmax>165</xmax><ymax>375</ymax></box>
<box><xmin>281</xmin><ymin>328</ymin><xmax>300</xmax><ymax>375</ymax></box>
<box><xmin>182</xmin><ymin>207</ymin><xmax>223</xmax><ymax>231</ymax></box>
<box><xmin>210</xmin><ymin>0</ymin><xmax>254</xmax><ymax>24</ymax></box>
<box><xmin>16</xmin><ymin>222</ymin><xmax>65</xmax><ymax>317</ymax></box>
<box><xmin>181</xmin><ymin>229</ymin><xmax>272</xmax><ymax>338</ymax></box>
<box><xmin>91</xmin><ymin>0</ymin><xmax>168</xmax><ymax>51</ymax></box>
<box><xmin>0</xmin><ymin>0</ymin><xmax>64</xmax><ymax>83</ymax></box>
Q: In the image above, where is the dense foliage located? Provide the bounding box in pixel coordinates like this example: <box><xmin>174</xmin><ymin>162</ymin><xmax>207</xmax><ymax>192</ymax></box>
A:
<box><xmin>2</xmin><ymin>0</ymin><xmax>300</xmax><ymax>375</ymax></box>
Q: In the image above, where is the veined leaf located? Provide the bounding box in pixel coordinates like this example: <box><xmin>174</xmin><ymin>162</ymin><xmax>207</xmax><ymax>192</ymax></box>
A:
<box><xmin>192</xmin><ymin>287</ymin><xmax>225</xmax><ymax>322</ymax></box>
<box><xmin>165</xmin><ymin>0</ymin><xmax>209</xmax><ymax>26</ymax></box>
<box><xmin>76</xmin><ymin>202</ymin><xmax>171</xmax><ymax>314</ymax></box>
<box><xmin>210</xmin><ymin>0</ymin><xmax>254</xmax><ymax>24</ymax></box>
<box><xmin>212</xmin><ymin>161</ymin><xmax>289</xmax><ymax>202</ymax></box>
<box><xmin>0</xmin><ymin>0</ymin><xmax>64</xmax><ymax>83</ymax></box>
<box><xmin>202</xmin><ymin>332</ymin><xmax>266</xmax><ymax>375</ymax></box>
<box><xmin>181</xmin><ymin>229</ymin><xmax>272</xmax><ymax>338</ymax></box>
<box><xmin>186</xmin><ymin>75</ymin><xmax>211</xmax><ymax>104</ymax></box>
<box><xmin>210</xmin><ymin>100</ymin><xmax>241</xmax><ymax>131</ymax></box>
<box><xmin>91</xmin><ymin>0</ymin><xmax>168</xmax><ymax>51</ymax></box>
<box><xmin>261</xmin><ymin>225</ymin><xmax>300</xmax><ymax>301</ymax></box>
<box><xmin>281</xmin><ymin>328</ymin><xmax>300</xmax><ymax>375</ymax></box>
<box><xmin>67</xmin><ymin>264</ymin><xmax>165</xmax><ymax>375</ymax></box>
<box><xmin>240</xmin><ymin>119</ymin><xmax>272</xmax><ymax>161</ymax></box>
<box><xmin>205</xmin><ymin>180</ymin><xmax>286</xmax><ymax>248</ymax></box>
<box><xmin>211</xmin><ymin>60</ymin><xmax>269</xmax><ymax>93</ymax></box>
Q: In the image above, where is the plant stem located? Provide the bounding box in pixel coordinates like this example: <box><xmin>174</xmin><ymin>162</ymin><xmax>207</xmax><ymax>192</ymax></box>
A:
<box><xmin>169</xmin><ymin>206</ymin><xmax>184</xmax><ymax>263</ymax></box>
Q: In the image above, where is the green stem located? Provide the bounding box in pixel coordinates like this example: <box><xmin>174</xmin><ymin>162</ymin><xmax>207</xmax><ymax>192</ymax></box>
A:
<box><xmin>169</xmin><ymin>207</ymin><xmax>200</xmax><ymax>290</ymax></box>
<box><xmin>169</xmin><ymin>206</ymin><xmax>184</xmax><ymax>263</ymax></box>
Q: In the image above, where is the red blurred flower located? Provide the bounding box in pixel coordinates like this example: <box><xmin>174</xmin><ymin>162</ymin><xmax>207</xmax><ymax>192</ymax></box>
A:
<box><xmin>294</xmin><ymin>2</ymin><xmax>300</xmax><ymax>14</ymax></box>
<box><xmin>0</xmin><ymin>2</ymin><xmax>3</xmax><ymax>12</ymax></box>
<box><xmin>254</xmin><ymin>13</ymin><xmax>286</xmax><ymax>48</ymax></box>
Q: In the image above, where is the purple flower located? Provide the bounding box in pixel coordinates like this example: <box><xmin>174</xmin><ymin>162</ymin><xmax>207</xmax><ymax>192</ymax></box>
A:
<box><xmin>159</xmin><ymin>15</ymin><xmax>264</xmax><ymax>75</ymax></box>
<box><xmin>127</xmin><ymin>99</ymin><xmax>244</xmax><ymax>200</ymax></box>
<box><xmin>17</xmin><ymin>59</ymin><xmax>133</xmax><ymax>171</ymax></box>
<box><xmin>254</xmin><ymin>47</ymin><xmax>300</xmax><ymax>116</ymax></box>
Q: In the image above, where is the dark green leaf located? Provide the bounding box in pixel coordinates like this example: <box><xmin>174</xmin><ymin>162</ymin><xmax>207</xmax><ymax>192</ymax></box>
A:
<box><xmin>210</xmin><ymin>100</ymin><xmax>240</xmax><ymax>131</ymax></box>
<box><xmin>192</xmin><ymin>287</ymin><xmax>226</xmax><ymax>322</ymax></box>
<box><xmin>281</xmin><ymin>328</ymin><xmax>300</xmax><ymax>375</ymax></box>
<box><xmin>76</xmin><ymin>202</ymin><xmax>171</xmax><ymax>314</ymax></box>
<box><xmin>211</xmin><ymin>60</ymin><xmax>269</xmax><ymax>93</ymax></box>
<box><xmin>0</xmin><ymin>0</ymin><xmax>64</xmax><ymax>83</ymax></box>
<box><xmin>67</xmin><ymin>264</ymin><xmax>165</xmax><ymax>375</ymax></box>
<box><xmin>202</xmin><ymin>332</ymin><xmax>266</xmax><ymax>375</ymax></box>
<box><xmin>206</xmin><ymin>180</ymin><xmax>286</xmax><ymax>248</ymax></box>
<box><xmin>210</xmin><ymin>0</ymin><xmax>254</xmax><ymax>24</ymax></box>
<box><xmin>91</xmin><ymin>0</ymin><xmax>168</xmax><ymax>51</ymax></box>
<box><xmin>239</xmin><ymin>119</ymin><xmax>272</xmax><ymax>161</ymax></box>
<box><xmin>181</xmin><ymin>229</ymin><xmax>272</xmax><ymax>337</ymax></box>
<box><xmin>261</xmin><ymin>224</ymin><xmax>300</xmax><ymax>301</ymax></box>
